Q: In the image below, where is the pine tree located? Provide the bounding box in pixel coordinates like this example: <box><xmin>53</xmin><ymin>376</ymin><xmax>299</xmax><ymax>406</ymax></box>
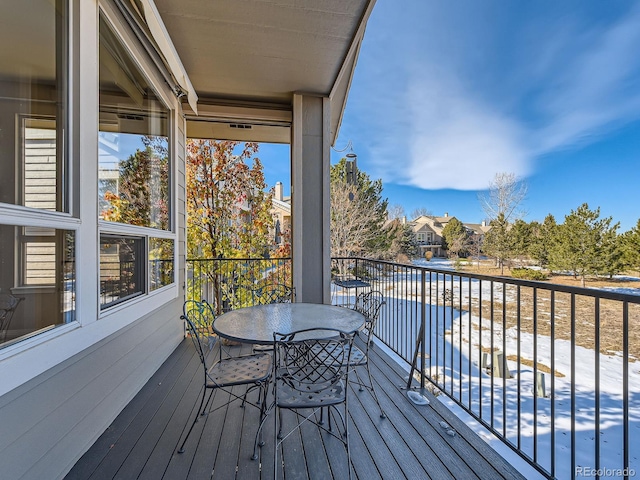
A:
<box><xmin>510</xmin><ymin>219</ymin><xmax>532</xmax><ymax>267</ymax></box>
<box><xmin>620</xmin><ymin>219</ymin><xmax>640</xmax><ymax>275</ymax></box>
<box><xmin>441</xmin><ymin>217</ymin><xmax>468</xmax><ymax>258</ymax></box>
<box><xmin>399</xmin><ymin>223</ymin><xmax>420</xmax><ymax>258</ymax></box>
<box><xmin>528</xmin><ymin>214</ymin><xmax>557</xmax><ymax>269</ymax></box>
<box><xmin>483</xmin><ymin>213</ymin><xmax>510</xmax><ymax>274</ymax></box>
<box><xmin>550</xmin><ymin>203</ymin><xmax>619</xmax><ymax>287</ymax></box>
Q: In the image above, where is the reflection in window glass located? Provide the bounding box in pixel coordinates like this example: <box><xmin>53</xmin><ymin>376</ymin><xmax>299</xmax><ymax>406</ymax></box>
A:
<box><xmin>0</xmin><ymin>0</ymin><xmax>68</xmax><ymax>211</ymax></box>
<box><xmin>98</xmin><ymin>15</ymin><xmax>170</xmax><ymax>230</ymax></box>
<box><xmin>100</xmin><ymin>235</ymin><xmax>145</xmax><ymax>309</ymax></box>
<box><xmin>149</xmin><ymin>238</ymin><xmax>174</xmax><ymax>291</ymax></box>
<box><xmin>0</xmin><ymin>224</ymin><xmax>75</xmax><ymax>348</ymax></box>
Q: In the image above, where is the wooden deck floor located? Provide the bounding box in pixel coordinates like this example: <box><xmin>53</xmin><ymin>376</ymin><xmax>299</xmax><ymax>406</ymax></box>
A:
<box><xmin>66</xmin><ymin>336</ymin><xmax>525</xmax><ymax>480</ymax></box>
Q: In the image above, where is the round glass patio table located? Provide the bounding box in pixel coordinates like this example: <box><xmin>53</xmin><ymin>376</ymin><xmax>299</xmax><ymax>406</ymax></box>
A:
<box><xmin>212</xmin><ymin>303</ymin><xmax>365</xmax><ymax>345</ymax></box>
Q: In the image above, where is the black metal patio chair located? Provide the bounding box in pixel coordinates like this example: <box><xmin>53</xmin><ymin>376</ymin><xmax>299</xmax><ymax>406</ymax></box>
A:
<box><xmin>178</xmin><ymin>300</ymin><xmax>272</xmax><ymax>455</ymax></box>
<box><xmin>312</xmin><ymin>290</ymin><xmax>387</xmax><ymax>419</ymax></box>
<box><xmin>350</xmin><ymin>290</ymin><xmax>387</xmax><ymax>418</ymax></box>
<box><xmin>266</xmin><ymin>327</ymin><xmax>356</xmax><ymax>480</ymax></box>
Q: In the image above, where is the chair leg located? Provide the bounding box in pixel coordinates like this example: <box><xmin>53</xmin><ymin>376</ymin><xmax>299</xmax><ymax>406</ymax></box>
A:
<box><xmin>274</xmin><ymin>403</ymin><xmax>279</xmax><ymax>480</ymax></box>
<box><xmin>354</xmin><ymin>367</ymin><xmax>366</xmax><ymax>392</ymax></box>
<box><xmin>252</xmin><ymin>384</ymin><xmax>272</xmax><ymax>460</ymax></box>
<box><xmin>364</xmin><ymin>363</ymin><xmax>386</xmax><ymax>418</ymax></box>
<box><xmin>345</xmin><ymin>402</ymin><xmax>352</xmax><ymax>480</ymax></box>
<box><xmin>178</xmin><ymin>386</ymin><xmax>208</xmax><ymax>453</ymax></box>
<box><xmin>201</xmin><ymin>388</ymin><xmax>215</xmax><ymax>416</ymax></box>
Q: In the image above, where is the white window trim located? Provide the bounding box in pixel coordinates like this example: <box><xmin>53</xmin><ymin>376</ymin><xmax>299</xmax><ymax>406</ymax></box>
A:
<box><xmin>0</xmin><ymin>0</ymin><xmax>183</xmax><ymax>395</ymax></box>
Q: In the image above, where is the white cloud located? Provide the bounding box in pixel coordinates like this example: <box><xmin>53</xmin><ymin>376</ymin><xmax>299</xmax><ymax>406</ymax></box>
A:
<box><xmin>403</xmin><ymin>71</ymin><xmax>530</xmax><ymax>190</ymax></box>
<box><xmin>348</xmin><ymin>1</ymin><xmax>640</xmax><ymax>192</ymax></box>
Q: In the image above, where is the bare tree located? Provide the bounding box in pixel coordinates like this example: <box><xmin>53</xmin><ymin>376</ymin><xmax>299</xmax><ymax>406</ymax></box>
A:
<box><xmin>331</xmin><ymin>180</ymin><xmax>384</xmax><ymax>261</ymax></box>
<box><xmin>387</xmin><ymin>204</ymin><xmax>406</xmax><ymax>220</ymax></box>
<box><xmin>478</xmin><ymin>172</ymin><xmax>527</xmax><ymax>223</ymax></box>
<box><xmin>410</xmin><ymin>207</ymin><xmax>433</xmax><ymax>220</ymax></box>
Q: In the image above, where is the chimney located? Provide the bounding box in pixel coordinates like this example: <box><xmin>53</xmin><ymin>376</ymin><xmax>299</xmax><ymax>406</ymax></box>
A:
<box><xmin>444</xmin><ymin>212</ymin><xmax>448</xmax><ymax>217</ymax></box>
<box><xmin>274</xmin><ymin>182</ymin><xmax>283</xmax><ymax>201</ymax></box>
<box><xmin>402</xmin><ymin>216</ymin><xmax>407</xmax><ymax>225</ymax></box>
<box><xmin>481</xmin><ymin>220</ymin><xmax>486</xmax><ymax>227</ymax></box>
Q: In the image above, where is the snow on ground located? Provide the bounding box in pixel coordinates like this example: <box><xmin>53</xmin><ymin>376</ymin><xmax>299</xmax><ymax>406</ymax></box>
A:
<box><xmin>332</xmin><ymin>260</ymin><xmax>640</xmax><ymax>479</ymax></box>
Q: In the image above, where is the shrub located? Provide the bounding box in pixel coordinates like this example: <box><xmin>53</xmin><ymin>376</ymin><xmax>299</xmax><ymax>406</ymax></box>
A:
<box><xmin>425</xmin><ymin>251</ymin><xmax>433</xmax><ymax>261</ymax></box>
<box><xmin>511</xmin><ymin>267</ymin><xmax>548</xmax><ymax>281</ymax></box>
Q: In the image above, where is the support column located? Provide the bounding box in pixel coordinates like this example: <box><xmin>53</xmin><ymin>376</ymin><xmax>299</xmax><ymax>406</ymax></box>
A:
<box><xmin>291</xmin><ymin>94</ymin><xmax>331</xmax><ymax>304</ymax></box>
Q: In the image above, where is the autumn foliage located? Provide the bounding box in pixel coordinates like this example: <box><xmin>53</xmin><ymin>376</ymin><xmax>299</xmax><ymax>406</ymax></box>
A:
<box><xmin>186</xmin><ymin>140</ymin><xmax>274</xmax><ymax>259</ymax></box>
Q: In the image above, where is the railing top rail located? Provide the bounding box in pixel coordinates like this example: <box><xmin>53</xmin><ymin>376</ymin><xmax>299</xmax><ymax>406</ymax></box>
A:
<box><xmin>187</xmin><ymin>257</ymin><xmax>292</xmax><ymax>262</ymax></box>
<box><xmin>337</xmin><ymin>256</ymin><xmax>640</xmax><ymax>304</ymax></box>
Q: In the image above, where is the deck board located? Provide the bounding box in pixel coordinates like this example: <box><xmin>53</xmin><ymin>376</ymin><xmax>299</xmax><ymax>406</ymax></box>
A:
<box><xmin>66</xmin><ymin>336</ymin><xmax>526</xmax><ymax>480</ymax></box>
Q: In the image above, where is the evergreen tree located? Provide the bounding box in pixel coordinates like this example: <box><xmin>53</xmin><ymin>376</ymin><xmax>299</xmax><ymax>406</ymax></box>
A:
<box><xmin>620</xmin><ymin>219</ymin><xmax>640</xmax><ymax>275</ymax></box>
<box><xmin>549</xmin><ymin>203</ymin><xmax>619</xmax><ymax>287</ymax></box>
<box><xmin>399</xmin><ymin>223</ymin><xmax>420</xmax><ymax>258</ymax></box>
<box><xmin>483</xmin><ymin>213</ymin><xmax>510</xmax><ymax>274</ymax></box>
<box><xmin>510</xmin><ymin>219</ymin><xmax>532</xmax><ymax>267</ymax></box>
<box><xmin>528</xmin><ymin>214</ymin><xmax>557</xmax><ymax>269</ymax></box>
<box><xmin>441</xmin><ymin>217</ymin><xmax>468</xmax><ymax>258</ymax></box>
<box><xmin>597</xmin><ymin>224</ymin><xmax>624</xmax><ymax>278</ymax></box>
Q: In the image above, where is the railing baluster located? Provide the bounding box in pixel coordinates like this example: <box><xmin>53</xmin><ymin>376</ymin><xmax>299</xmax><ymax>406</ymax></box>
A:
<box><xmin>550</xmin><ymin>291</ymin><xmax>556</xmax><ymax>478</ymax></box>
<box><xmin>571</xmin><ymin>293</ymin><xmax>576</xmax><ymax>480</ymax></box>
<box><xmin>623</xmin><ymin>301</ymin><xmax>629</xmax><ymax>477</ymax></box>
<box><xmin>595</xmin><ymin>297</ymin><xmax>600</xmax><ymax>478</ymax></box>
<box><xmin>532</xmin><ymin>287</ymin><xmax>537</xmax><ymax>464</ymax></box>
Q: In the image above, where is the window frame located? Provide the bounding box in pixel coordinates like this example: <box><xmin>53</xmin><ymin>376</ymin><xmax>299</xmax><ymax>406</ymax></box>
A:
<box><xmin>97</xmin><ymin>8</ymin><xmax>177</xmax><ymax>314</ymax></box>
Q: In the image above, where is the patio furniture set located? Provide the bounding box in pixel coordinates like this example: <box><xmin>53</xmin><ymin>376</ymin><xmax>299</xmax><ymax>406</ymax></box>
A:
<box><xmin>178</xmin><ymin>288</ymin><xmax>386</xmax><ymax>478</ymax></box>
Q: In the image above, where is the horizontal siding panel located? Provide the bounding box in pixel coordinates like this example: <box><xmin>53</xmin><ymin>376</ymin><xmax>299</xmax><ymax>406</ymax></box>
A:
<box><xmin>0</xmin><ymin>299</ymin><xmax>183</xmax><ymax>480</ymax></box>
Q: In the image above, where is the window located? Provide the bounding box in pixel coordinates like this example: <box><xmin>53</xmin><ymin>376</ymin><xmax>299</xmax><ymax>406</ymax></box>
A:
<box><xmin>98</xmin><ymin>15</ymin><xmax>170</xmax><ymax>230</ymax></box>
<box><xmin>0</xmin><ymin>0</ymin><xmax>74</xmax><ymax>348</ymax></box>
<box><xmin>0</xmin><ymin>0</ymin><xmax>68</xmax><ymax>212</ymax></box>
<box><xmin>98</xmin><ymin>13</ymin><xmax>175</xmax><ymax>310</ymax></box>
<box><xmin>0</xmin><ymin>224</ymin><xmax>75</xmax><ymax>348</ymax></box>
<box><xmin>149</xmin><ymin>238</ymin><xmax>174</xmax><ymax>291</ymax></box>
<box><xmin>100</xmin><ymin>235</ymin><xmax>145</xmax><ymax>309</ymax></box>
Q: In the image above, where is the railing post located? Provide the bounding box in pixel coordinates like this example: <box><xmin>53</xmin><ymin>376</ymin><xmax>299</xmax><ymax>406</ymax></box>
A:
<box><xmin>420</xmin><ymin>268</ymin><xmax>426</xmax><ymax>390</ymax></box>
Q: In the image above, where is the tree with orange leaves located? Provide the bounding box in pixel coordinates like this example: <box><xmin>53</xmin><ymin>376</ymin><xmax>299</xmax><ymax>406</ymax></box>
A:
<box><xmin>186</xmin><ymin>140</ymin><xmax>283</xmax><ymax>312</ymax></box>
<box><xmin>186</xmin><ymin>140</ymin><xmax>273</xmax><ymax>259</ymax></box>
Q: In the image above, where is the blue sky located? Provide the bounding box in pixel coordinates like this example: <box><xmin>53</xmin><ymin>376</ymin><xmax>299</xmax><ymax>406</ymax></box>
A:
<box><xmin>260</xmin><ymin>0</ymin><xmax>640</xmax><ymax>232</ymax></box>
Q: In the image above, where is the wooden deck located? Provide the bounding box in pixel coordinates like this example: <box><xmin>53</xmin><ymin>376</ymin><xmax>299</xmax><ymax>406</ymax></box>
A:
<box><xmin>66</xmin><ymin>336</ymin><xmax>525</xmax><ymax>480</ymax></box>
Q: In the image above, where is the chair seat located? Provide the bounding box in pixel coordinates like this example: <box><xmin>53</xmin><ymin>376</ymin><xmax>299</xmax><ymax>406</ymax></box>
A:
<box><xmin>206</xmin><ymin>352</ymin><xmax>272</xmax><ymax>388</ymax></box>
<box><xmin>310</xmin><ymin>343</ymin><xmax>367</xmax><ymax>367</ymax></box>
<box><xmin>275</xmin><ymin>377</ymin><xmax>346</xmax><ymax>409</ymax></box>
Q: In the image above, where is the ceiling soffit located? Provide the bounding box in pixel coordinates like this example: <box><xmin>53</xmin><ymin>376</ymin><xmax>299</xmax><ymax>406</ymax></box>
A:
<box><xmin>149</xmin><ymin>0</ymin><xmax>375</xmax><ymax>143</ymax></box>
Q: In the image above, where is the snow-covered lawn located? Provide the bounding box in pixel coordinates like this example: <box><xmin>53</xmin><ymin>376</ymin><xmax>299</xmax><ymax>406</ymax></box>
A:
<box><xmin>332</xmin><ymin>259</ymin><xmax>640</xmax><ymax>479</ymax></box>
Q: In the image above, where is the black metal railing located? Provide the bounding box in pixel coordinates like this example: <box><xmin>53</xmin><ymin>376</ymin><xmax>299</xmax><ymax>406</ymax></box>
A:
<box><xmin>186</xmin><ymin>255</ymin><xmax>638</xmax><ymax>478</ymax></box>
<box><xmin>186</xmin><ymin>257</ymin><xmax>292</xmax><ymax>315</ymax></box>
<box><xmin>331</xmin><ymin>256</ymin><xmax>640</xmax><ymax>480</ymax></box>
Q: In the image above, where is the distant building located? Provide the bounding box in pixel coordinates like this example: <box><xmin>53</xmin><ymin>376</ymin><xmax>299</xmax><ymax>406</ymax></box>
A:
<box><xmin>408</xmin><ymin>213</ymin><xmax>490</xmax><ymax>257</ymax></box>
<box><xmin>271</xmin><ymin>182</ymin><xmax>291</xmax><ymax>247</ymax></box>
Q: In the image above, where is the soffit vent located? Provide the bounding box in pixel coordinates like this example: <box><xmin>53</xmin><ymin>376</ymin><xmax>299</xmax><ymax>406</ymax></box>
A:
<box><xmin>229</xmin><ymin>123</ymin><xmax>253</xmax><ymax>129</ymax></box>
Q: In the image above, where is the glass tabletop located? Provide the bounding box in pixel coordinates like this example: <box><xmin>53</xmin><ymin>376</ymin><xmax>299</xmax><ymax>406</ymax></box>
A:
<box><xmin>212</xmin><ymin>303</ymin><xmax>366</xmax><ymax>345</ymax></box>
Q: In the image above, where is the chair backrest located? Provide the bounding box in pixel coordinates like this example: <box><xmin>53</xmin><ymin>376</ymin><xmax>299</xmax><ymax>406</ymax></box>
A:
<box><xmin>181</xmin><ymin>312</ymin><xmax>208</xmax><ymax>371</ymax></box>
<box><xmin>274</xmin><ymin>328</ymin><xmax>355</xmax><ymax>394</ymax></box>
<box><xmin>353</xmin><ymin>291</ymin><xmax>385</xmax><ymax>340</ymax></box>
<box><xmin>259</xmin><ymin>284</ymin><xmax>294</xmax><ymax>304</ymax></box>
<box><xmin>183</xmin><ymin>299</ymin><xmax>216</xmax><ymax>337</ymax></box>
<box><xmin>182</xmin><ymin>299</ymin><xmax>218</xmax><ymax>367</ymax></box>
